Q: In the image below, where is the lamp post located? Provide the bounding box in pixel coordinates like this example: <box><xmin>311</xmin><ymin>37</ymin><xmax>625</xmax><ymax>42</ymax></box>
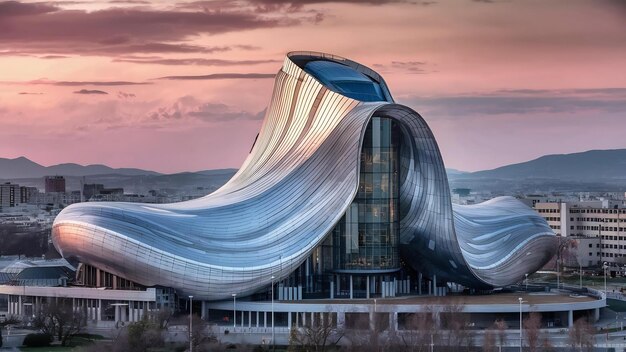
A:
<box><xmin>189</xmin><ymin>295</ymin><xmax>193</xmax><ymax>352</ymax></box>
<box><xmin>579</xmin><ymin>259</ymin><xmax>583</xmax><ymax>288</ymax></box>
<box><xmin>232</xmin><ymin>293</ymin><xmax>237</xmax><ymax>329</ymax></box>
<box><xmin>271</xmin><ymin>275</ymin><xmax>275</xmax><ymax>352</ymax></box>
<box><xmin>518</xmin><ymin>297</ymin><xmax>524</xmax><ymax>352</ymax></box>
<box><xmin>603</xmin><ymin>262</ymin><xmax>608</xmax><ymax>297</ymax></box>
<box><xmin>556</xmin><ymin>256</ymin><xmax>560</xmax><ymax>290</ymax></box>
<box><xmin>430</xmin><ymin>333</ymin><xmax>434</xmax><ymax>352</ymax></box>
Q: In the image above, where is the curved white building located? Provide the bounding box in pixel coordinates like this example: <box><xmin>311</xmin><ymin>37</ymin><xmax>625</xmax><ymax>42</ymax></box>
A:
<box><xmin>51</xmin><ymin>52</ymin><xmax>557</xmax><ymax>301</ymax></box>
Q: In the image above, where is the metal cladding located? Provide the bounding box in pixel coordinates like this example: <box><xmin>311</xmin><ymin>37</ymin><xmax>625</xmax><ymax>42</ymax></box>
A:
<box><xmin>52</xmin><ymin>51</ymin><xmax>556</xmax><ymax>299</ymax></box>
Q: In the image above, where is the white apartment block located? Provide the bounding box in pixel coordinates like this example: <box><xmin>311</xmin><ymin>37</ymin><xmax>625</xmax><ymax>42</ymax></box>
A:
<box><xmin>534</xmin><ymin>200</ymin><xmax>626</xmax><ymax>270</ymax></box>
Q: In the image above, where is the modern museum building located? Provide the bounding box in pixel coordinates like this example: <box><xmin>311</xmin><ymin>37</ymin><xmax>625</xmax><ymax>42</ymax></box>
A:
<box><xmin>0</xmin><ymin>52</ymin><xmax>605</xmax><ymax>335</ymax></box>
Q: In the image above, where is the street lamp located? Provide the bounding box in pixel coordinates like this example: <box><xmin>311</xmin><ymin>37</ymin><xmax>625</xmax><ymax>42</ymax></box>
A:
<box><xmin>603</xmin><ymin>262</ymin><xmax>609</xmax><ymax>297</ymax></box>
<box><xmin>579</xmin><ymin>259</ymin><xmax>583</xmax><ymax>288</ymax></box>
<box><xmin>556</xmin><ymin>257</ymin><xmax>560</xmax><ymax>290</ymax></box>
<box><xmin>232</xmin><ymin>293</ymin><xmax>237</xmax><ymax>329</ymax></box>
<box><xmin>518</xmin><ymin>297</ymin><xmax>525</xmax><ymax>352</ymax></box>
<box><xmin>189</xmin><ymin>295</ymin><xmax>193</xmax><ymax>352</ymax></box>
<box><xmin>271</xmin><ymin>275</ymin><xmax>275</xmax><ymax>352</ymax></box>
<box><xmin>430</xmin><ymin>333</ymin><xmax>434</xmax><ymax>352</ymax></box>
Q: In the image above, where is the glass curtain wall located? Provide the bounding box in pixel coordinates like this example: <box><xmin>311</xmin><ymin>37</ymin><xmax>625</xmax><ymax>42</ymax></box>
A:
<box><xmin>333</xmin><ymin>117</ymin><xmax>400</xmax><ymax>272</ymax></box>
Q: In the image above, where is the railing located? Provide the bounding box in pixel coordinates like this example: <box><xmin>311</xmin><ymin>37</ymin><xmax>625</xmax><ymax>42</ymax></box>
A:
<box><xmin>216</xmin><ymin>326</ymin><xmax>291</xmax><ymax>334</ymax></box>
<box><xmin>606</xmin><ymin>291</ymin><xmax>626</xmax><ymax>301</ymax></box>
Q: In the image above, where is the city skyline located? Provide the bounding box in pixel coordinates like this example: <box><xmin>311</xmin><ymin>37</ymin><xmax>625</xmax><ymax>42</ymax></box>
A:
<box><xmin>1</xmin><ymin>0</ymin><xmax>625</xmax><ymax>173</ymax></box>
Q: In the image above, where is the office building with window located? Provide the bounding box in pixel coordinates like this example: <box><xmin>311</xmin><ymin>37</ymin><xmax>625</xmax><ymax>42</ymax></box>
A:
<box><xmin>534</xmin><ymin>200</ymin><xmax>626</xmax><ymax>270</ymax></box>
<box><xmin>44</xmin><ymin>175</ymin><xmax>66</xmax><ymax>193</ymax></box>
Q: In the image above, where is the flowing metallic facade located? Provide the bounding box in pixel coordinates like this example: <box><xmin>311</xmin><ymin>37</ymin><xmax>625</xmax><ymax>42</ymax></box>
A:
<box><xmin>52</xmin><ymin>52</ymin><xmax>556</xmax><ymax>300</ymax></box>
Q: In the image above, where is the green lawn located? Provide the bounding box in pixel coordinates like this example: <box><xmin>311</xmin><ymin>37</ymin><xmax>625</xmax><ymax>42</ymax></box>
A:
<box><xmin>19</xmin><ymin>347</ymin><xmax>77</xmax><ymax>352</ymax></box>
<box><xmin>18</xmin><ymin>334</ymin><xmax>104</xmax><ymax>351</ymax></box>
<box><xmin>530</xmin><ymin>272</ymin><xmax>626</xmax><ymax>288</ymax></box>
<box><xmin>607</xmin><ymin>299</ymin><xmax>626</xmax><ymax>312</ymax></box>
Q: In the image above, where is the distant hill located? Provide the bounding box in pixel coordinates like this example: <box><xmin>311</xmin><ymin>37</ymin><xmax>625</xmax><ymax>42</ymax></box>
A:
<box><xmin>4</xmin><ymin>149</ymin><xmax>625</xmax><ymax>193</ymax></box>
<box><xmin>196</xmin><ymin>169</ymin><xmax>239</xmax><ymax>176</ymax></box>
<box><xmin>445</xmin><ymin>168</ymin><xmax>468</xmax><ymax>177</ymax></box>
<box><xmin>460</xmin><ymin>149</ymin><xmax>626</xmax><ymax>181</ymax></box>
<box><xmin>0</xmin><ymin>156</ymin><xmax>160</xmax><ymax>179</ymax></box>
<box><xmin>9</xmin><ymin>171</ymin><xmax>239</xmax><ymax>195</ymax></box>
<box><xmin>0</xmin><ymin>156</ymin><xmax>239</xmax><ymax>194</ymax></box>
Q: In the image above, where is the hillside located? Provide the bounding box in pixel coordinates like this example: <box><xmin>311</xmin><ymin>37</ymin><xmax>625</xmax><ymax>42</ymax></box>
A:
<box><xmin>0</xmin><ymin>156</ymin><xmax>159</xmax><ymax>179</ymax></box>
<box><xmin>460</xmin><ymin>149</ymin><xmax>626</xmax><ymax>181</ymax></box>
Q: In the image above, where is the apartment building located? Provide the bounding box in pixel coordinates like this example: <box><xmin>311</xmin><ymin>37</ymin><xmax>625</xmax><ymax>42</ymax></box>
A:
<box><xmin>534</xmin><ymin>200</ymin><xmax>626</xmax><ymax>270</ymax></box>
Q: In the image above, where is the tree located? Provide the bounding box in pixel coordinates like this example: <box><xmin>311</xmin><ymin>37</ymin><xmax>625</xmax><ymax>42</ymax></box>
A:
<box><xmin>439</xmin><ymin>301</ymin><xmax>474</xmax><ymax>351</ymax></box>
<box><xmin>541</xmin><ymin>336</ymin><xmax>555</xmax><ymax>352</ymax></box>
<box><xmin>493</xmin><ymin>319</ymin><xmax>508</xmax><ymax>352</ymax></box>
<box><xmin>33</xmin><ymin>297</ymin><xmax>84</xmax><ymax>346</ymax></box>
<box><xmin>126</xmin><ymin>319</ymin><xmax>164</xmax><ymax>352</ymax></box>
<box><xmin>482</xmin><ymin>329</ymin><xmax>497</xmax><ymax>352</ymax></box>
<box><xmin>77</xmin><ymin>317</ymin><xmax>167</xmax><ymax>352</ymax></box>
<box><xmin>150</xmin><ymin>306</ymin><xmax>173</xmax><ymax>329</ymax></box>
<box><xmin>554</xmin><ymin>236</ymin><xmax>578</xmax><ymax>271</ymax></box>
<box><xmin>399</xmin><ymin>308</ymin><xmax>439</xmax><ymax>352</ymax></box>
<box><xmin>568</xmin><ymin>318</ymin><xmax>595</xmax><ymax>351</ymax></box>
<box><xmin>289</xmin><ymin>312</ymin><xmax>343</xmax><ymax>352</ymax></box>
<box><xmin>523</xmin><ymin>312</ymin><xmax>542</xmax><ymax>352</ymax></box>
<box><xmin>190</xmin><ymin>315</ymin><xmax>217</xmax><ymax>352</ymax></box>
<box><xmin>0</xmin><ymin>315</ymin><xmax>20</xmax><ymax>348</ymax></box>
<box><xmin>342</xmin><ymin>312</ymin><xmax>386</xmax><ymax>352</ymax></box>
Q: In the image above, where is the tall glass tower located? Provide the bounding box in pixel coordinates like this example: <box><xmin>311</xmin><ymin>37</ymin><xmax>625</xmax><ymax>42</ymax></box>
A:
<box><xmin>329</xmin><ymin>117</ymin><xmax>401</xmax><ymax>297</ymax></box>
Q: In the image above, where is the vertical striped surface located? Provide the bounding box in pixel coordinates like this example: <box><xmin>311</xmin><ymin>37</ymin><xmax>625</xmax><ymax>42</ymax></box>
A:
<box><xmin>52</xmin><ymin>52</ymin><xmax>556</xmax><ymax>299</ymax></box>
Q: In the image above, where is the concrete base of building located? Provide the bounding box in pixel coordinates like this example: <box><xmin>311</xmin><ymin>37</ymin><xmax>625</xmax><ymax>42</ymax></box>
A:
<box><xmin>0</xmin><ymin>285</ymin><xmax>605</xmax><ymax>333</ymax></box>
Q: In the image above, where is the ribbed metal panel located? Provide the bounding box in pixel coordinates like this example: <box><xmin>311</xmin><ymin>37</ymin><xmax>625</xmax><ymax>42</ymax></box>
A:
<box><xmin>52</xmin><ymin>52</ymin><xmax>556</xmax><ymax>299</ymax></box>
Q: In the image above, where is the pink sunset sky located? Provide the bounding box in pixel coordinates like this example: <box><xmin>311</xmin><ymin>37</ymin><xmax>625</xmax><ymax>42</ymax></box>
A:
<box><xmin>0</xmin><ymin>0</ymin><xmax>625</xmax><ymax>173</ymax></box>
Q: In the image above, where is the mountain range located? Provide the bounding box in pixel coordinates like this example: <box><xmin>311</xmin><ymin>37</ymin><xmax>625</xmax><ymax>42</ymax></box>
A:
<box><xmin>1</xmin><ymin>149</ymin><xmax>625</xmax><ymax>190</ymax></box>
<box><xmin>454</xmin><ymin>149</ymin><xmax>626</xmax><ymax>181</ymax></box>
<box><xmin>0</xmin><ymin>156</ymin><xmax>160</xmax><ymax>179</ymax></box>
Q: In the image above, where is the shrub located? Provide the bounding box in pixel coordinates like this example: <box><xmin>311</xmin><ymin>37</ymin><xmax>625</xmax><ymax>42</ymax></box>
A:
<box><xmin>173</xmin><ymin>344</ymin><xmax>187</xmax><ymax>352</ymax></box>
<box><xmin>23</xmin><ymin>333</ymin><xmax>53</xmax><ymax>347</ymax></box>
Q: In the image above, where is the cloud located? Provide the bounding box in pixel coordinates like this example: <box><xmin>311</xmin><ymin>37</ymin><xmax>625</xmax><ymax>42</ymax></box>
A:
<box><xmin>0</xmin><ymin>1</ymin><xmax>58</xmax><ymax>17</ymax></box>
<box><xmin>0</xmin><ymin>50</ymin><xmax>32</xmax><ymax>57</ymax></box>
<box><xmin>39</xmin><ymin>55</ymin><xmax>68</xmax><ymax>59</ymax></box>
<box><xmin>22</xmin><ymin>79</ymin><xmax>150</xmax><ymax>86</ymax></box>
<box><xmin>374</xmin><ymin>60</ymin><xmax>431</xmax><ymax>74</ymax></box>
<box><xmin>189</xmin><ymin>104</ymin><xmax>266</xmax><ymax>122</ymax></box>
<box><xmin>109</xmin><ymin>0</ymin><xmax>150</xmax><ymax>4</ymax></box>
<box><xmin>177</xmin><ymin>0</ymin><xmax>436</xmax><ymax>18</ymax></box>
<box><xmin>156</xmin><ymin>73</ymin><xmax>276</xmax><ymax>80</ymax></box>
<box><xmin>117</xmin><ymin>91</ymin><xmax>136</xmax><ymax>99</ymax></box>
<box><xmin>244</xmin><ymin>0</ymin><xmax>433</xmax><ymax>8</ymax></box>
<box><xmin>1</xmin><ymin>42</ymin><xmax>235</xmax><ymax>56</ymax></box>
<box><xmin>18</xmin><ymin>92</ymin><xmax>43</xmax><ymax>95</ymax></box>
<box><xmin>74</xmin><ymin>89</ymin><xmax>108</xmax><ymax>95</ymax></box>
<box><xmin>113</xmin><ymin>57</ymin><xmax>280</xmax><ymax>66</ymax></box>
<box><xmin>97</xmin><ymin>43</ymin><xmax>231</xmax><ymax>54</ymax></box>
<box><xmin>0</xmin><ymin>2</ymin><xmax>308</xmax><ymax>56</ymax></box>
<box><xmin>148</xmin><ymin>96</ymin><xmax>266</xmax><ymax>123</ymax></box>
<box><xmin>234</xmin><ymin>45</ymin><xmax>262</xmax><ymax>51</ymax></box>
<box><xmin>402</xmin><ymin>87</ymin><xmax>626</xmax><ymax>117</ymax></box>
<box><xmin>495</xmin><ymin>88</ymin><xmax>626</xmax><ymax>96</ymax></box>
